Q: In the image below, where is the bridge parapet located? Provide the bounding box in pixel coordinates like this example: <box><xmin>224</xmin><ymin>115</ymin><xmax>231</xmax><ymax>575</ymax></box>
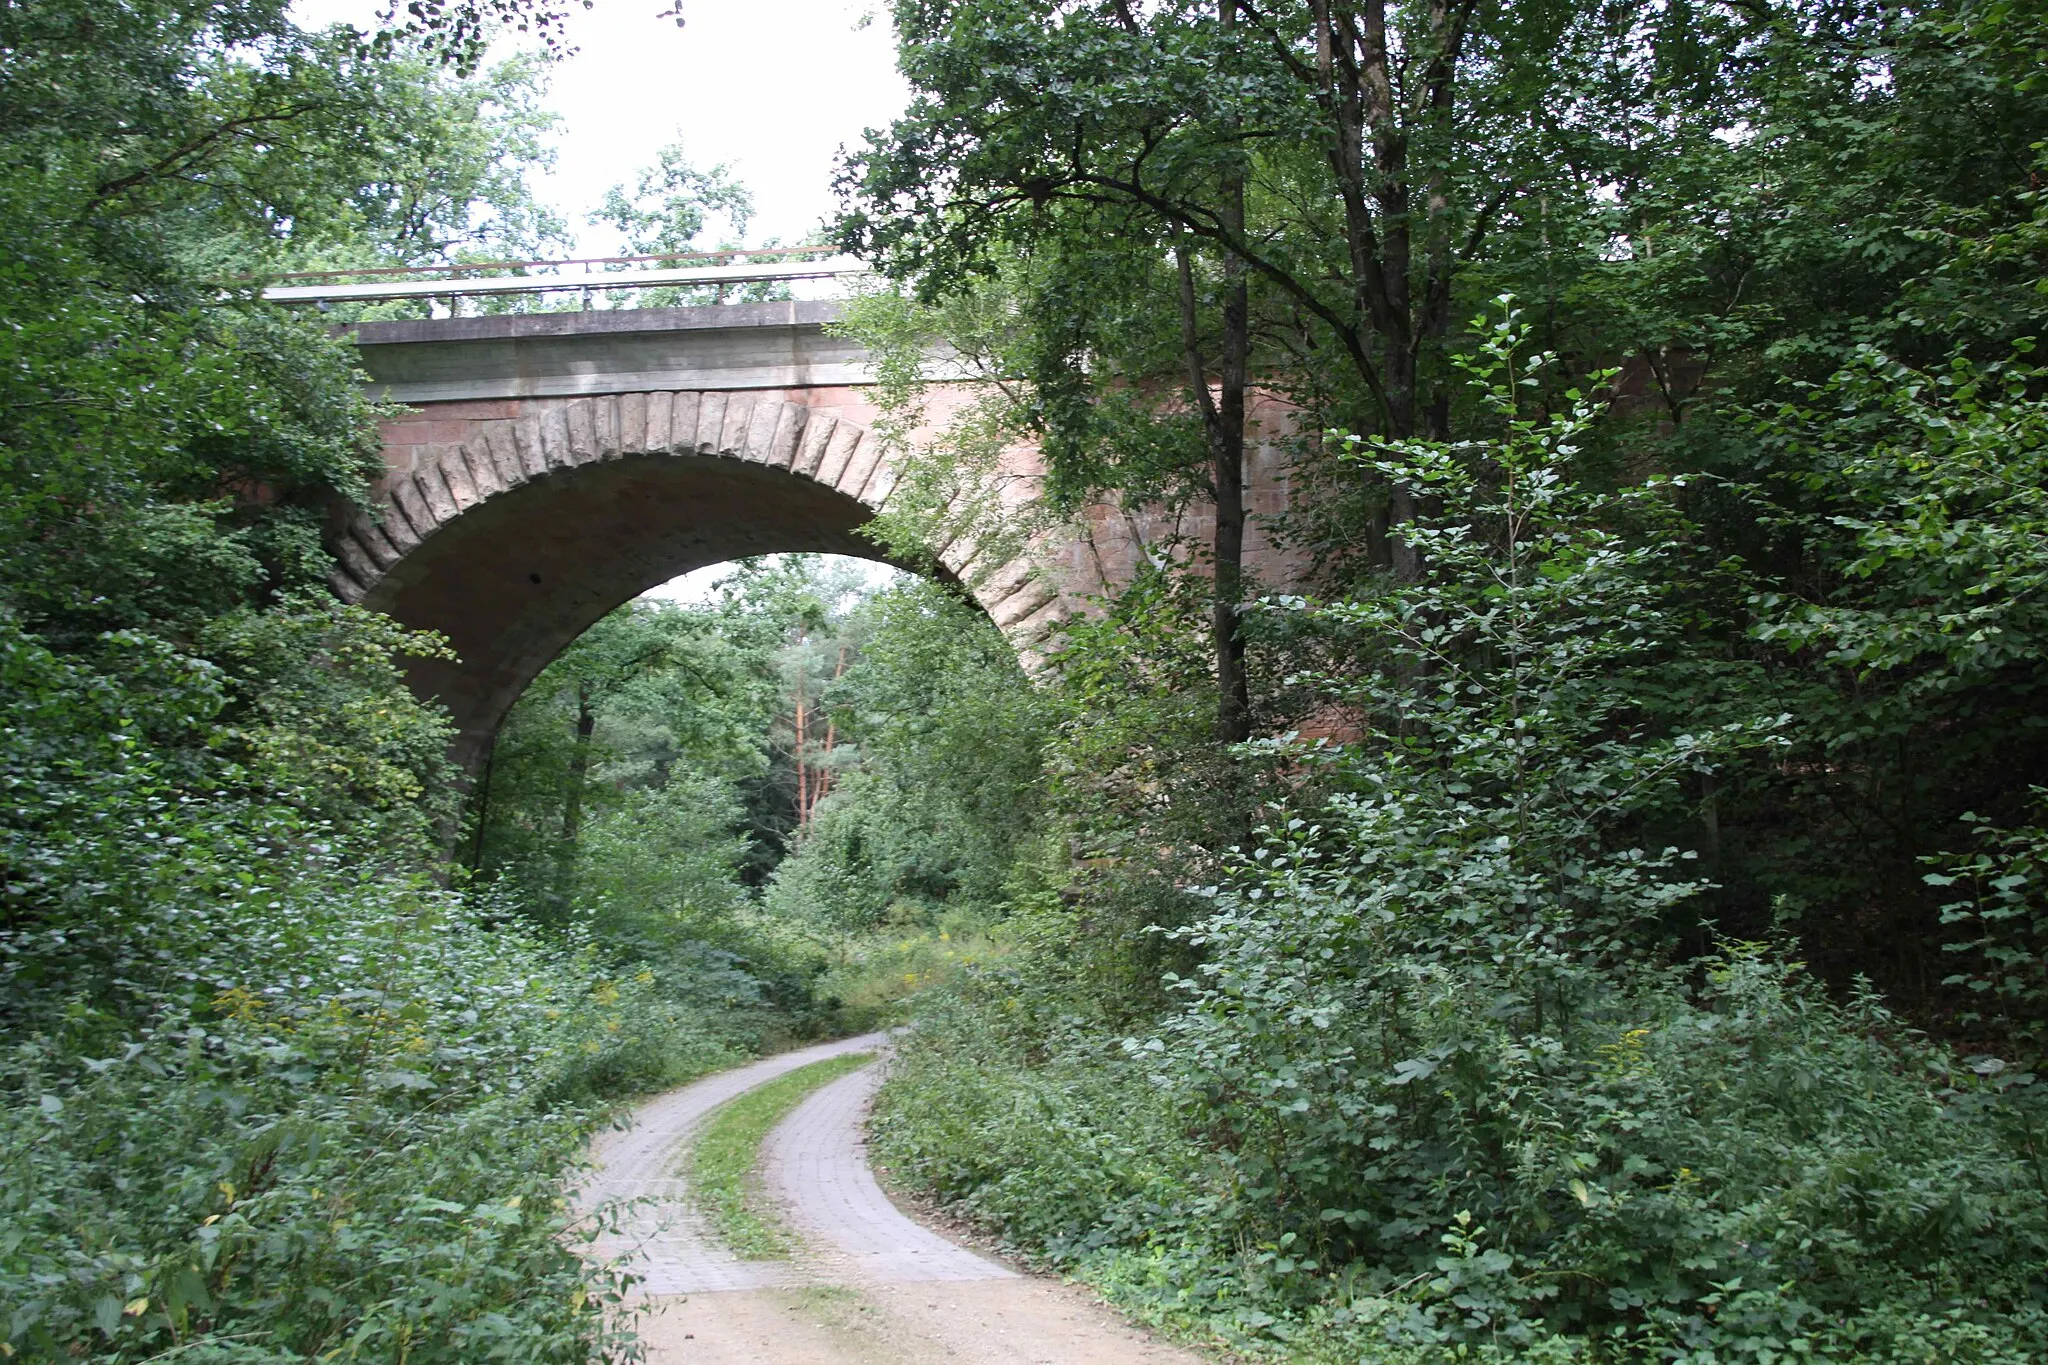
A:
<box><xmin>350</xmin><ymin>299</ymin><xmax>888</xmax><ymax>405</ymax></box>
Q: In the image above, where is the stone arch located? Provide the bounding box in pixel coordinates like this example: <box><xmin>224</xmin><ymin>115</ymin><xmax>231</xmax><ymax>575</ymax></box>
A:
<box><xmin>327</xmin><ymin>390</ymin><xmax>1065</xmax><ymax>766</ymax></box>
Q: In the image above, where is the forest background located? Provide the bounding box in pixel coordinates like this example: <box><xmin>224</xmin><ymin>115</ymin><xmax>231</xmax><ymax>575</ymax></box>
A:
<box><xmin>4</xmin><ymin>1</ymin><xmax>2048</xmax><ymax>1363</ymax></box>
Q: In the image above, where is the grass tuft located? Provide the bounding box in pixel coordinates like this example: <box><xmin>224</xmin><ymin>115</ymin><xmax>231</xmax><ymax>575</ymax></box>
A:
<box><xmin>689</xmin><ymin>1050</ymin><xmax>878</xmax><ymax>1259</ymax></box>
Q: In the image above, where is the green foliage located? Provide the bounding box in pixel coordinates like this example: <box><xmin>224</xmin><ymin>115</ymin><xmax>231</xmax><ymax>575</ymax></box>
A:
<box><xmin>0</xmin><ymin>866</ymin><xmax>751</xmax><ymax>1362</ymax></box>
<box><xmin>764</xmin><ymin>580</ymin><xmax>1049</xmax><ymax>931</ymax></box>
<box><xmin>278</xmin><ymin>48</ymin><xmax>574</xmax><ymax>323</ymax></box>
<box><xmin>475</xmin><ymin>597</ymin><xmax>781</xmax><ymax>909</ymax></box>
<box><xmin>587</xmin><ymin>138</ymin><xmax>794</xmax><ymax>308</ymax></box>
<box><xmin>809</xmin><ymin>910</ymin><xmax>1007</xmax><ymax>1029</ymax></box>
<box><xmin>0</xmin><ymin>608</ymin><xmax>762</xmax><ymax>1359</ymax></box>
<box><xmin>1747</xmin><ymin>345</ymin><xmax>2048</xmax><ymax>686</ymax></box>
<box><xmin>199</xmin><ymin>596</ymin><xmax>465</xmax><ymax>852</ymax></box>
<box><xmin>870</xmin><ymin>984</ymin><xmax>1198</xmax><ymax>1261</ymax></box>
<box><xmin>594</xmin><ymin>140</ymin><xmax>755</xmax><ymax>257</ymax></box>
<box><xmin>1684</xmin><ymin>342</ymin><xmax>2048</xmax><ymax>1006</ymax></box>
<box><xmin>882</xmin><ymin>952</ymin><xmax>2048</xmax><ymax>1362</ymax></box>
<box><xmin>689</xmin><ymin>1052</ymin><xmax>877</xmax><ymax>1259</ymax></box>
<box><xmin>872</xmin><ymin>312</ymin><xmax>2048</xmax><ymax>1360</ymax></box>
<box><xmin>0</xmin><ymin>5</ymin><xmax>788</xmax><ymax>1360</ymax></box>
<box><xmin>1926</xmin><ymin>791</ymin><xmax>2048</xmax><ymax>1064</ymax></box>
<box><xmin>763</xmin><ymin>778</ymin><xmax>912</xmax><ymax>932</ymax></box>
<box><xmin>575</xmin><ymin>776</ymin><xmax>755</xmax><ymax>954</ymax></box>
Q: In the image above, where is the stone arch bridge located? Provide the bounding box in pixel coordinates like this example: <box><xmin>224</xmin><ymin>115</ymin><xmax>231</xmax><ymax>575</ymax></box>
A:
<box><xmin>330</xmin><ymin>300</ymin><xmax>1302</xmax><ymax>765</ymax></box>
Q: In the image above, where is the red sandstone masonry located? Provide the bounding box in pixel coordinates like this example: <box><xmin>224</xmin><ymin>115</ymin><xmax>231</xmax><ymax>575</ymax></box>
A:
<box><xmin>370</xmin><ymin>386</ymin><xmax>1309</xmax><ymax>607</ymax></box>
<box><xmin>348</xmin><ymin>386</ymin><xmax>1310</xmax><ymax>763</ymax></box>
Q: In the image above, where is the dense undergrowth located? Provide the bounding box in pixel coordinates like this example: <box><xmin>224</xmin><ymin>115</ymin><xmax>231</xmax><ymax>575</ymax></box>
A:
<box><xmin>0</xmin><ymin>608</ymin><xmax>789</xmax><ymax>1360</ymax></box>
<box><xmin>864</xmin><ymin>320</ymin><xmax>2048</xmax><ymax>1363</ymax></box>
<box><xmin>879</xmin><ymin>947</ymin><xmax>2048</xmax><ymax>1362</ymax></box>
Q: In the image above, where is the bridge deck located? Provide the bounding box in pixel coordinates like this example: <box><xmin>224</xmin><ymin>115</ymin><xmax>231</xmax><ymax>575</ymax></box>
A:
<box><xmin>350</xmin><ymin>300</ymin><xmax>873</xmax><ymax>404</ymax></box>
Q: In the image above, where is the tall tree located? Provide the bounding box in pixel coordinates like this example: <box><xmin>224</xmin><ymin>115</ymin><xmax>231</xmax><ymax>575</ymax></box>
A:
<box><xmin>837</xmin><ymin>0</ymin><xmax>1699</xmax><ymax>734</ymax></box>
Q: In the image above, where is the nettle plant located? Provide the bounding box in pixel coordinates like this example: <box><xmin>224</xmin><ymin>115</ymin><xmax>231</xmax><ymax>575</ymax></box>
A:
<box><xmin>1132</xmin><ymin>309</ymin><xmax>2048</xmax><ymax>1359</ymax></box>
<box><xmin>1144</xmin><ymin>306</ymin><xmax>1802</xmax><ymax>1331</ymax></box>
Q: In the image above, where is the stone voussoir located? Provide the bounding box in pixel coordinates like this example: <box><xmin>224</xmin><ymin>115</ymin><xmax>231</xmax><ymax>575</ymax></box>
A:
<box><xmin>337</xmin><ymin>378</ymin><xmax>1097</xmax><ymax>770</ymax></box>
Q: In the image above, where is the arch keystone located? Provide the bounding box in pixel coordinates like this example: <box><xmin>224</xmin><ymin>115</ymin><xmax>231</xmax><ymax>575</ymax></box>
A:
<box><xmin>455</xmin><ymin>439</ymin><xmax>500</xmax><ymax>501</ymax></box>
<box><xmin>385</xmin><ymin>480</ymin><xmax>433</xmax><ymax>548</ymax></box>
<box><xmin>643</xmin><ymin>391</ymin><xmax>675</xmax><ymax>453</ymax></box>
<box><xmin>565</xmin><ymin>398</ymin><xmax>600</xmax><ymax>464</ymax></box>
<box><xmin>353</xmin><ymin>521</ymin><xmax>401</xmax><ymax>571</ymax></box>
<box><xmin>510</xmin><ymin>416</ymin><xmax>547</xmax><ymax>480</ymax></box>
<box><xmin>839</xmin><ymin>431</ymin><xmax>889</xmax><ymax>502</ymax></box>
<box><xmin>333</xmin><ymin>530</ymin><xmax>381</xmax><ymax>587</ymax></box>
<box><xmin>665</xmin><ymin>390</ymin><xmax>700</xmax><ymax>452</ymax></box>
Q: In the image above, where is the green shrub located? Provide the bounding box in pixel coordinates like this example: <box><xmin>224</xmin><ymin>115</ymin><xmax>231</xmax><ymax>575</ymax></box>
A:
<box><xmin>0</xmin><ymin>860</ymin><xmax>763</xmax><ymax>1362</ymax></box>
<box><xmin>0</xmin><ymin>613</ymin><xmax>766</xmax><ymax>1359</ymax></box>
<box><xmin>874</xmin><ymin>316</ymin><xmax>2048</xmax><ymax>1362</ymax></box>
<box><xmin>809</xmin><ymin>909</ymin><xmax>1007</xmax><ymax>1029</ymax></box>
<box><xmin>871</xmin><ymin>981</ymin><xmax>1204</xmax><ymax>1263</ymax></box>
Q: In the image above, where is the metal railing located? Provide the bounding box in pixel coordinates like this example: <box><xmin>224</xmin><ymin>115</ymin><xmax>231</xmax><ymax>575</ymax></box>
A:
<box><xmin>259</xmin><ymin>250</ymin><xmax>865</xmax><ymax>308</ymax></box>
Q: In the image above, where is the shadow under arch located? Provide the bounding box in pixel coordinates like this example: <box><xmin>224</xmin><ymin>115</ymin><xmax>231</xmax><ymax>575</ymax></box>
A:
<box><xmin>326</xmin><ymin>391</ymin><xmax>1060</xmax><ymax>768</ymax></box>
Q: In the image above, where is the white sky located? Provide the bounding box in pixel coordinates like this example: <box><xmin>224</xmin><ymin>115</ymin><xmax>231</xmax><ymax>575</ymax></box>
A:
<box><xmin>649</xmin><ymin>556</ymin><xmax>904</xmax><ymax>606</ymax></box>
<box><xmin>294</xmin><ymin>0</ymin><xmax>911</xmax><ymax>252</ymax></box>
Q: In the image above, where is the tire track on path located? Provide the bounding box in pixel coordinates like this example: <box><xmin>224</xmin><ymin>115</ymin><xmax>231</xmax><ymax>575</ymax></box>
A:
<box><xmin>762</xmin><ymin>1063</ymin><xmax>1016</xmax><ymax>1284</ymax></box>
<box><xmin>584</xmin><ymin>1036</ymin><xmax>1211</xmax><ymax>1362</ymax></box>
<box><xmin>579</xmin><ymin>1032</ymin><xmax>888</xmax><ymax>1295</ymax></box>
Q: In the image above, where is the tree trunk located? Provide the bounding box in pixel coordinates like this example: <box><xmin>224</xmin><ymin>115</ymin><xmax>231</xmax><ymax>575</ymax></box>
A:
<box><xmin>468</xmin><ymin>739</ymin><xmax>495</xmax><ymax>873</ymax></box>
<box><xmin>561</xmin><ymin>682</ymin><xmax>595</xmax><ymax>845</ymax></box>
<box><xmin>794</xmin><ymin>662</ymin><xmax>810</xmax><ymax>830</ymax></box>
<box><xmin>1176</xmin><ymin>229</ymin><xmax>1253</xmax><ymax>747</ymax></box>
<box><xmin>1167</xmin><ymin>0</ymin><xmax>1253</xmax><ymax>747</ymax></box>
<box><xmin>1213</xmin><ymin>250</ymin><xmax>1251</xmax><ymax>745</ymax></box>
<box><xmin>811</xmin><ymin>645</ymin><xmax>848</xmax><ymax>812</ymax></box>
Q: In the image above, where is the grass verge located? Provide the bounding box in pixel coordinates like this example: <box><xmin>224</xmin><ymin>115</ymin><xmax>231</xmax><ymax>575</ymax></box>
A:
<box><xmin>690</xmin><ymin>1050</ymin><xmax>878</xmax><ymax>1258</ymax></box>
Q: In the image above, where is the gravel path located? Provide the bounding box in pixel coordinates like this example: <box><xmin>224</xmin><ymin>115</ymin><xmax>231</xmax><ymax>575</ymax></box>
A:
<box><xmin>583</xmin><ymin>1035</ymin><xmax>1211</xmax><ymax>1364</ymax></box>
<box><xmin>762</xmin><ymin>1063</ymin><xmax>1016</xmax><ymax>1284</ymax></box>
<box><xmin>579</xmin><ymin>1032</ymin><xmax>889</xmax><ymax>1295</ymax></box>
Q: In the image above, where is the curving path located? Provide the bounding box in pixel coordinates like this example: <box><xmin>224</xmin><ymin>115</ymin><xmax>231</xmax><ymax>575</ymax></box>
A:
<box><xmin>763</xmin><ymin>1063</ymin><xmax>1014</xmax><ymax>1284</ymax></box>
<box><xmin>580</xmin><ymin>1035</ymin><xmax>1208</xmax><ymax>1364</ymax></box>
<box><xmin>579</xmin><ymin>1032</ymin><xmax>888</xmax><ymax>1295</ymax></box>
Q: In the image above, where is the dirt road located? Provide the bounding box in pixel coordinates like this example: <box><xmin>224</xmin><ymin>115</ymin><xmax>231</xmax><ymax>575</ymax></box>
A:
<box><xmin>581</xmin><ymin>1036</ymin><xmax>1208</xmax><ymax>1364</ymax></box>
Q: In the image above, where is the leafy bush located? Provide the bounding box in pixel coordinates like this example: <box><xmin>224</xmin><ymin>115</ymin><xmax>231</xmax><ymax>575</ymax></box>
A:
<box><xmin>0</xmin><ymin>610</ymin><xmax>768</xmax><ymax>1359</ymax></box>
<box><xmin>764</xmin><ymin>580</ymin><xmax>1050</xmax><ymax>932</ymax></box>
<box><xmin>0</xmin><ymin>872</ymin><xmax>736</xmax><ymax>1362</ymax></box>
<box><xmin>871</xmin><ymin>982</ymin><xmax>1201</xmax><ymax>1263</ymax></box>
<box><xmin>809</xmin><ymin>908</ymin><xmax>1009</xmax><ymax>1028</ymax></box>
<box><xmin>875</xmin><ymin>314</ymin><xmax>2048</xmax><ymax>1362</ymax></box>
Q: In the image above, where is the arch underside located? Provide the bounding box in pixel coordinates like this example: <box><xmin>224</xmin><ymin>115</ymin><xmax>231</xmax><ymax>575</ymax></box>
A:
<box><xmin>328</xmin><ymin>390</ymin><xmax>1062</xmax><ymax>766</ymax></box>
